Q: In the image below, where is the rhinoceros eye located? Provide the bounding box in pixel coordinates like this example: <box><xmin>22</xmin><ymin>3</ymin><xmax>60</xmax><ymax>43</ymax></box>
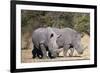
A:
<box><xmin>57</xmin><ymin>34</ymin><xmax>62</xmax><ymax>38</ymax></box>
<box><xmin>50</xmin><ymin>33</ymin><xmax>54</xmax><ymax>38</ymax></box>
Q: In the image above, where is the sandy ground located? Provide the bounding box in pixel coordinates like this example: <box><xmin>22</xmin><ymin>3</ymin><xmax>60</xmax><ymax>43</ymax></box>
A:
<box><xmin>21</xmin><ymin>34</ymin><xmax>90</xmax><ymax>63</ymax></box>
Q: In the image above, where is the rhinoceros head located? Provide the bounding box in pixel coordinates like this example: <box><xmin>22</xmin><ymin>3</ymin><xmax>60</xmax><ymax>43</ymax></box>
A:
<box><xmin>74</xmin><ymin>33</ymin><xmax>84</xmax><ymax>55</ymax></box>
<box><xmin>47</xmin><ymin>27</ymin><xmax>60</xmax><ymax>57</ymax></box>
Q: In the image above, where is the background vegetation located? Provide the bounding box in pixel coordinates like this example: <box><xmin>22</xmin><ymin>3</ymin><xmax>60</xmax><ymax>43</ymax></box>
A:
<box><xmin>21</xmin><ymin>10</ymin><xmax>90</xmax><ymax>49</ymax></box>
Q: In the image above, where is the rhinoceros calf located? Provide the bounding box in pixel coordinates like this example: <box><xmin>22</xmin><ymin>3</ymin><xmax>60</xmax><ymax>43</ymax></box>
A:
<box><xmin>32</xmin><ymin>27</ymin><xmax>61</xmax><ymax>59</ymax></box>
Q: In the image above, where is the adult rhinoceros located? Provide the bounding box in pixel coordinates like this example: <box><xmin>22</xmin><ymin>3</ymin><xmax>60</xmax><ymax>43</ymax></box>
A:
<box><xmin>32</xmin><ymin>27</ymin><xmax>62</xmax><ymax>59</ymax></box>
<box><xmin>32</xmin><ymin>27</ymin><xmax>84</xmax><ymax>59</ymax></box>
<box><xmin>52</xmin><ymin>27</ymin><xmax>84</xmax><ymax>57</ymax></box>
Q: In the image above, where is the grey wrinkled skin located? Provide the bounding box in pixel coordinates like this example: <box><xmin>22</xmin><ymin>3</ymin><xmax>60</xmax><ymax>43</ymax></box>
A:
<box><xmin>32</xmin><ymin>27</ymin><xmax>60</xmax><ymax>59</ymax></box>
<box><xmin>32</xmin><ymin>27</ymin><xmax>84</xmax><ymax>59</ymax></box>
<box><xmin>52</xmin><ymin>28</ymin><xmax>84</xmax><ymax>57</ymax></box>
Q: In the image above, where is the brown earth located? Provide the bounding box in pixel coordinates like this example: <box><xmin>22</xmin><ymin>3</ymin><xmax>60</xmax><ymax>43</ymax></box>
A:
<box><xmin>21</xmin><ymin>34</ymin><xmax>90</xmax><ymax>63</ymax></box>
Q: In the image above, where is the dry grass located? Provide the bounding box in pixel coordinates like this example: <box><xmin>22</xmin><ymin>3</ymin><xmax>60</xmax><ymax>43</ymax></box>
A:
<box><xmin>21</xmin><ymin>34</ymin><xmax>90</xmax><ymax>63</ymax></box>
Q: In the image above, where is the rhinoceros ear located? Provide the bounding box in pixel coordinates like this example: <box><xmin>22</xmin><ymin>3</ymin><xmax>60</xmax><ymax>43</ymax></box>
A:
<box><xmin>50</xmin><ymin>33</ymin><xmax>54</xmax><ymax>38</ymax></box>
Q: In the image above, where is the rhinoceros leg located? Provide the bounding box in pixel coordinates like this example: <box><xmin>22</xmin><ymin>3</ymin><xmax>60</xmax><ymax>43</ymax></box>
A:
<box><xmin>40</xmin><ymin>44</ymin><xmax>47</xmax><ymax>59</ymax></box>
<box><xmin>69</xmin><ymin>48</ymin><xmax>74</xmax><ymax>57</ymax></box>
<box><xmin>63</xmin><ymin>44</ymin><xmax>70</xmax><ymax>57</ymax></box>
<box><xmin>37</xmin><ymin>49</ymin><xmax>43</xmax><ymax>59</ymax></box>
<box><xmin>32</xmin><ymin>45</ymin><xmax>37</xmax><ymax>59</ymax></box>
